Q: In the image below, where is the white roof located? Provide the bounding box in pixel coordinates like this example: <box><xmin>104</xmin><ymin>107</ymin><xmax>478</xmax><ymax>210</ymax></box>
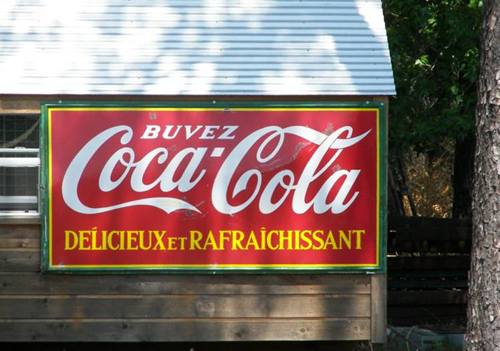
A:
<box><xmin>0</xmin><ymin>0</ymin><xmax>395</xmax><ymax>95</ymax></box>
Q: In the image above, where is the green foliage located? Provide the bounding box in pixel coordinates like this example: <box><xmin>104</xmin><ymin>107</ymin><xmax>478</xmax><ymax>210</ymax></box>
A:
<box><xmin>383</xmin><ymin>0</ymin><xmax>483</xmax><ymax>153</ymax></box>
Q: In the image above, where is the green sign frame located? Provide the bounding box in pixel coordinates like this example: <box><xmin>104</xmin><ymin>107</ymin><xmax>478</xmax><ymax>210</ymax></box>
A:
<box><xmin>40</xmin><ymin>100</ymin><xmax>387</xmax><ymax>274</ymax></box>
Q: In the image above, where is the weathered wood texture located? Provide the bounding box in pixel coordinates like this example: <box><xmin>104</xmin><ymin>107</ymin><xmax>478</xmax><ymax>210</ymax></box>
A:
<box><xmin>370</xmin><ymin>274</ymin><xmax>386</xmax><ymax>343</ymax></box>
<box><xmin>0</xmin><ymin>295</ymin><xmax>371</xmax><ymax>319</ymax></box>
<box><xmin>0</xmin><ymin>95</ymin><xmax>387</xmax><ymax>342</ymax></box>
<box><xmin>0</xmin><ymin>319</ymin><xmax>370</xmax><ymax>342</ymax></box>
<box><xmin>0</xmin><ymin>272</ymin><xmax>370</xmax><ymax>295</ymax></box>
<box><xmin>0</xmin><ymin>224</ymin><xmax>374</xmax><ymax>342</ymax></box>
<box><xmin>0</xmin><ymin>95</ymin><xmax>373</xmax><ymax>114</ymax></box>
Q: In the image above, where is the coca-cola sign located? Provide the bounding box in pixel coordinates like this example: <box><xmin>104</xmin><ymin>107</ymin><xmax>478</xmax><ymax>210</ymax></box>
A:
<box><xmin>40</xmin><ymin>102</ymin><xmax>386</xmax><ymax>272</ymax></box>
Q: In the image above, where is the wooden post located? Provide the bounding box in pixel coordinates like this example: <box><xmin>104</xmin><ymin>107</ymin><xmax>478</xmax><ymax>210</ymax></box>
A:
<box><xmin>371</xmin><ymin>274</ymin><xmax>387</xmax><ymax>343</ymax></box>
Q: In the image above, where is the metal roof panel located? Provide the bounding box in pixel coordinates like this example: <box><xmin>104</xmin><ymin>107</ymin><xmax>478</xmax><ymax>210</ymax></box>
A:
<box><xmin>0</xmin><ymin>0</ymin><xmax>395</xmax><ymax>95</ymax></box>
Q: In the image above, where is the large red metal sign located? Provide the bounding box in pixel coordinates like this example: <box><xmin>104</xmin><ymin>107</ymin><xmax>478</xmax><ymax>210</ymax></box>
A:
<box><xmin>41</xmin><ymin>102</ymin><xmax>386</xmax><ymax>272</ymax></box>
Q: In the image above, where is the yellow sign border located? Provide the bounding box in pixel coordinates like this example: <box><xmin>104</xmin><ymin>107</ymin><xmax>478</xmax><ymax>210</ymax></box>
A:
<box><xmin>46</xmin><ymin>106</ymin><xmax>381</xmax><ymax>271</ymax></box>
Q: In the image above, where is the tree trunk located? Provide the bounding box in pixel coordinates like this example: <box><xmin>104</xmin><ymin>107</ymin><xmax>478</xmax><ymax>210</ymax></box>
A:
<box><xmin>465</xmin><ymin>1</ymin><xmax>500</xmax><ymax>350</ymax></box>
<box><xmin>452</xmin><ymin>134</ymin><xmax>474</xmax><ymax>219</ymax></box>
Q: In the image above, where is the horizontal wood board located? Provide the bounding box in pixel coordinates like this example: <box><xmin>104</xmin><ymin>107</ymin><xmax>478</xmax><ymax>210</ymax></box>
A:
<box><xmin>0</xmin><ymin>95</ymin><xmax>388</xmax><ymax>342</ymax></box>
<box><xmin>0</xmin><ymin>223</ymin><xmax>374</xmax><ymax>342</ymax></box>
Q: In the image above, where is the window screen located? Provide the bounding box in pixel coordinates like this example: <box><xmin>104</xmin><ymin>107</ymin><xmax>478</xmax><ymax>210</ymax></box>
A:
<box><xmin>0</xmin><ymin>115</ymin><xmax>39</xmax><ymax>212</ymax></box>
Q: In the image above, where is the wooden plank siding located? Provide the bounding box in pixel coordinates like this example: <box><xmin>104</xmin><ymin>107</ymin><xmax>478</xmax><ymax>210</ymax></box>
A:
<box><xmin>0</xmin><ymin>221</ymin><xmax>376</xmax><ymax>342</ymax></box>
<box><xmin>0</xmin><ymin>95</ymin><xmax>387</xmax><ymax>342</ymax></box>
<box><xmin>0</xmin><ymin>319</ymin><xmax>371</xmax><ymax>342</ymax></box>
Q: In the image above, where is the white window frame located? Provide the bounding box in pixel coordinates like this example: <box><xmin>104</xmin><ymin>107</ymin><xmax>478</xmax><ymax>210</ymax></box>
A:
<box><xmin>0</xmin><ymin>119</ymin><xmax>40</xmax><ymax>224</ymax></box>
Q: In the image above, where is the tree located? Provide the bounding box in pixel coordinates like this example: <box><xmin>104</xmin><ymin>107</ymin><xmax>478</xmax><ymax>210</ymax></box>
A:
<box><xmin>465</xmin><ymin>1</ymin><xmax>500</xmax><ymax>350</ymax></box>
<box><xmin>383</xmin><ymin>0</ymin><xmax>482</xmax><ymax>217</ymax></box>
<box><xmin>384</xmin><ymin>0</ymin><xmax>481</xmax><ymax>152</ymax></box>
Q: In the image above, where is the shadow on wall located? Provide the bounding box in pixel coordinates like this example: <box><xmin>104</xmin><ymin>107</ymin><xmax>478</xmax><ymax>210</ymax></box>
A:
<box><xmin>0</xmin><ymin>341</ymin><xmax>376</xmax><ymax>351</ymax></box>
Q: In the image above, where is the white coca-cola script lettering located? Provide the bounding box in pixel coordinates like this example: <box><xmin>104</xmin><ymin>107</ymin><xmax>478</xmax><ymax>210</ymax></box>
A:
<box><xmin>62</xmin><ymin>125</ymin><xmax>370</xmax><ymax>215</ymax></box>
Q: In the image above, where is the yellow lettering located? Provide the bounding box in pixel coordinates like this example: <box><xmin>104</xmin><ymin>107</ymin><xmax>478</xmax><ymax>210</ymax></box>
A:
<box><xmin>278</xmin><ymin>230</ymin><xmax>292</xmax><ymax>250</ymax></box>
<box><xmin>202</xmin><ymin>231</ymin><xmax>219</xmax><ymax>250</ymax></box>
<box><xmin>64</xmin><ymin>230</ymin><xmax>78</xmax><ymax>250</ymax></box>
<box><xmin>266</xmin><ymin>230</ymin><xmax>280</xmax><ymax>250</ymax></box>
<box><xmin>101</xmin><ymin>230</ymin><xmax>108</xmax><ymax>250</ymax></box>
<box><xmin>167</xmin><ymin>237</ymin><xmax>177</xmax><ymax>250</ymax></box>
<box><xmin>139</xmin><ymin>231</ymin><xmax>153</xmax><ymax>250</ymax></box>
<box><xmin>78</xmin><ymin>230</ymin><xmax>92</xmax><ymax>250</ymax></box>
<box><xmin>89</xmin><ymin>227</ymin><xmax>102</xmax><ymax>250</ymax></box>
<box><xmin>126</xmin><ymin>230</ymin><xmax>140</xmax><ymax>250</ymax></box>
<box><xmin>311</xmin><ymin>231</ymin><xmax>324</xmax><ymax>250</ymax></box>
<box><xmin>119</xmin><ymin>230</ymin><xmax>125</xmax><ymax>250</ymax></box>
<box><xmin>260</xmin><ymin>227</ymin><xmax>267</xmax><ymax>248</ymax></box>
<box><xmin>152</xmin><ymin>230</ymin><xmax>166</xmax><ymax>250</ymax></box>
<box><xmin>231</xmin><ymin>230</ymin><xmax>245</xmax><ymax>250</ymax></box>
<box><xmin>107</xmin><ymin>231</ymin><xmax>120</xmax><ymax>250</ymax></box>
<box><xmin>178</xmin><ymin>236</ymin><xmax>187</xmax><ymax>250</ymax></box>
<box><xmin>244</xmin><ymin>230</ymin><xmax>260</xmax><ymax>250</ymax></box>
<box><xmin>339</xmin><ymin>230</ymin><xmax>352</xmax><ymax>249</ymax></box>
<box><xmin>189</xmin><ymin>230</ymin><xmax>203</xmax><ymax>250</ymax></box>
<box><xmin>323</xmin><ymin>231</ymin><xmax>338</xmax><ymax>250</ymax></box>
<box><xmin>353</xmin><ymin>229</ymin><xmax>366</xmax><ymax>249</ymax></box>
<box><xmin>219</xmin><ymin>230</ymin><xmax>232</xmax><ymax>250</ymax></box>
<box><xmin>300</xmin><ymin>230</ymin><xmax>313</xmax><ymax>250</ymax></box>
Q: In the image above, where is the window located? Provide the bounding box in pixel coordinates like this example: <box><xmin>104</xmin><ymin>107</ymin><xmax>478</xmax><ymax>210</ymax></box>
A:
<box><xmin>0</xmin><ymin>115</ymin><xmax>39</xmax><ymax>220</ymax></box>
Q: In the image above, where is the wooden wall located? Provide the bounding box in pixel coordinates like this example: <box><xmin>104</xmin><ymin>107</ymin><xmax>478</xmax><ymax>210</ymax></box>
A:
<box><xmin>0</xmin><ymin>95</ymin><xmax>386</xmax><ymax>343</ymax></box>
